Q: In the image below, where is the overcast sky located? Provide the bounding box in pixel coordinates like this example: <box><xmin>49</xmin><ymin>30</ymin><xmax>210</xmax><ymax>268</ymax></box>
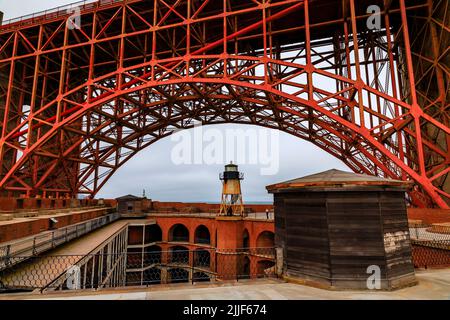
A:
<box><xmin>0</xmin><ymin>1</ymin><xmax>349</xmax><ymax>203</ymax></box>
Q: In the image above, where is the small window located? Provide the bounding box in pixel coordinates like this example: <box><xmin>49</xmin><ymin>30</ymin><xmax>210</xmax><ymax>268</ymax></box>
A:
<box><xmin>16</xmin><ymin>199</ymin><xmax>24</xmax><ymax>209</ymax></box>
<box><xmin>36</xmin><ymin>199</ymin><xmax>42</xmax><ymax>208</ymax></box>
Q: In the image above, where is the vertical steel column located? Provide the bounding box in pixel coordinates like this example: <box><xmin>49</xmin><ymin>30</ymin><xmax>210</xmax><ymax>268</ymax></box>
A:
<box><xmin>399</xmin><ymin>0</ymin><xmax>426</xmax><ymax>177</ymax></box>
<box><xmin>384</xmin><ymin>11</ymin><xmax>406</xmax><ymax>180</ymax></box>
<box><xmin>0</xmin><ymin>32</ymin><xmax>18</xmax><ymax>185</ymax></box>
<box><xmin>349</xmin><ymin>0</ymin><xmax>365</xmax><ymax>128</ymax></box>
<box><xmin>304</xmin><ymin>0</ymin><xmax>315</xmax><ymax>137</ymax></box>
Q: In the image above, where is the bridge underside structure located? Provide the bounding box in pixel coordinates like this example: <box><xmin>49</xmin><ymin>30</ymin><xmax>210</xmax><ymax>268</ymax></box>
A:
<box><xmin>0</xmin><ymin>0</ymin><xmax>448</xmax><ymax>207</ymax></box>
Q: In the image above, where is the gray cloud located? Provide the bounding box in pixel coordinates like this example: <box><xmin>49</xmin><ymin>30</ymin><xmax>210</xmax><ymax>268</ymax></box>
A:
<box><xmin>0</xmin><ymin>0</ymin><xmax>76</xmax><ymax>20</ymax></box>
<box><xmin>97</xmin><ymin>124</ymin><xmax>349</xmax><ymax>202</ymax></box>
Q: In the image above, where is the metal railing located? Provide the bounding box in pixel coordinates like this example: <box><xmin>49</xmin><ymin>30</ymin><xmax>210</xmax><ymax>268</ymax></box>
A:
<box><xmin>0</xmin><ymin>212</ymin><xmax>120</xmax><ymax>271</ymax></box>
<box><xmin>194</xmin><ymin>237</ymin><xmax>211</xmax><ymax>245</ymax></box>
<box><xmin>409</xmin><ymin>223</ymin><xmax>450</xmax><ymax>269</ymax></box>
<box><xmin>0</xmin><ymin>247</ymin><xmax>276</xmax><ymax>292</ymax></box>
<box><xmin>170</xmin><ymin>236</ymin><xmax>190</xmax><ymax>243</ymax></box>
<box><xmin>0</xmin><ymin>0</ymin><xmax>132</xmax><ymax>30</ymax></box>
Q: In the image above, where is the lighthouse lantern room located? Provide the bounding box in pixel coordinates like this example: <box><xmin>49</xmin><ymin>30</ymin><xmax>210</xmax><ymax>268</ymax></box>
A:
<box><xmin>219</xmin><ymin>162</ymin><xmax>244</xmax><ymax>216</ymax></box>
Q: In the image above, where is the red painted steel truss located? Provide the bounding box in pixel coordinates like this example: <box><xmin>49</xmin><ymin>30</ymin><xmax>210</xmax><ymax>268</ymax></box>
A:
<box><xmin>0</xmin><ymin>0</ymin><xmax>448</xmax><ymax>207</ymax></box>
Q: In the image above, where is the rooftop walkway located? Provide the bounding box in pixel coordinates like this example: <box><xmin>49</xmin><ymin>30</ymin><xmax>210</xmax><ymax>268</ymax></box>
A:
<box><xmin>0</xmin><ymin>220</ymin><xmax>128</xmax><ymax>289</ymax></box>
<box><xmin>0</xmin><ymin>269</ymin><xmax>448</xmax><ymax>300</ymax></box>
<box><xmin>0</xmin><ymin>210</ymin><xmax>117</xmax><ymax>266</ymax></box>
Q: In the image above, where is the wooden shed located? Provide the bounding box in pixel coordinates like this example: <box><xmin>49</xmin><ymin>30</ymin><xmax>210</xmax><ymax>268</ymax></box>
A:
<box><xmin>266</xmin><ymin>169</ymin><xmax>416</xmax><ymax>290</ymax></box>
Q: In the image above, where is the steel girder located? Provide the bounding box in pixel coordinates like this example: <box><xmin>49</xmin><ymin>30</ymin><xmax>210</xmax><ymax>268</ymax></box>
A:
<box><xmin>0</xmin><ymin>0</ymin><xmax>448</xmax><ymax>208</ymax></box>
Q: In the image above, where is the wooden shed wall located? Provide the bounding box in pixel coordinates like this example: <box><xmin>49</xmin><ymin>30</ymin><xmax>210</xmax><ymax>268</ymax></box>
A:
<box><xmin>274</xmin><ymin>188</ymin><xmax>415</xmax><ymax>289</ymax></box>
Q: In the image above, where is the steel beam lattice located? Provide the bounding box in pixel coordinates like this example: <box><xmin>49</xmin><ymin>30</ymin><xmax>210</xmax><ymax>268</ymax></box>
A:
<box><xmin>0</xmin><ymin>0</ymin><xmax>448</xmax><ymax>208</ymax></box>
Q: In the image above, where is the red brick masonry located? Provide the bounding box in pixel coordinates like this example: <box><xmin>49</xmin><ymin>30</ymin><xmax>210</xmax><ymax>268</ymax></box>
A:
<box><xmin>0</xmin><ymin>208</ymin><xmax>107</xmax><ymax>243</ymax></box>
<box><xmin>150</xmin><ymin>201</ymin><xmax>273</xmax><ymax>213</ymax></box>
<box><xmin>407</xmin><ymin>208</ymin><xmax>450</xmax><ymax>224</ymax></box>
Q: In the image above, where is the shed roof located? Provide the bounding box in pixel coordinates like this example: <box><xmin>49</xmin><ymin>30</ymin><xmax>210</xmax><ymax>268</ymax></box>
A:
<box><xmin>115</xmin><ymin>194</ymin><xmax>145</xmax><ymax>201</ymax></box>
<box><xmin>266</xmin><ymin>169</ymin><xmax>411</xmax><ymax>192</ymax></box>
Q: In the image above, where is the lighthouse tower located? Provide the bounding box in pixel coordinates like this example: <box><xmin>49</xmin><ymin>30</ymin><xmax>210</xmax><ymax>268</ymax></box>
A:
<box><xmin>219</xmin><ymin>162</ymin><xmax>244</xmax><ymax>216</ymax></box>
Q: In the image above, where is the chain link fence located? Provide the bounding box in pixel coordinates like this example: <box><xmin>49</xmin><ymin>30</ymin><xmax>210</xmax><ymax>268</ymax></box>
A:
<box><xmin>409</xmin><ymin>222</ymin><xmax>450</xmax><ymax>269</ymax></box>
<box><xmin>0</xmin><ymin>247</ymin><xmax>276</xmax><ymax>293</ymax></box>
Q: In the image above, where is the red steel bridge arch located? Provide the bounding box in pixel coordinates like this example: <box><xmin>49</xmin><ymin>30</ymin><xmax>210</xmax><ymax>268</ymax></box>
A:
<box><xmin>0</xmin><ymin>0</ymin><xmax>448</xmax><ymax>208</ymax></box>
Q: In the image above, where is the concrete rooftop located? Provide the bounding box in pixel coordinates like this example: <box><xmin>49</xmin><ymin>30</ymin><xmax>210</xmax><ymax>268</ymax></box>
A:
<box><xmin>0</xmin><ymin>269</ymin><xmax>449</xmax><ymax>300</ymax></box>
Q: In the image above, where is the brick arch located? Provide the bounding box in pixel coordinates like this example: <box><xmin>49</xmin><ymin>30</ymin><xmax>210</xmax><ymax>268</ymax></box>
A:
<box><xmin>168</xmin><ymin>223</ymin><xmax>189</xmax><ymax>243</ymax></box>
<box><xmin>194</xmin><ymin>225</ymin><xmax>211</xmax><ymax>245</ymax></box>
<box><xmin>145</xmin><ymin>224</ymin><xmax>162</xmax><ymax>243</ymax></box>
<box><xmin>244</xmin><ymin>221</ymin><xmax>275</xmax><ymax>248</ymax></box>
<box><xmin>242</xmin><ymin>228</ymin><xmax>250</xmax><ymax>249</ymax></box>
<box><xmin>256</xmin><ymin>231</ymin><xmax>275</xmax><ymax>248</ymax></box>
<box><xmin>150</xmin><ymin>217</ymin><xmax>217</xmax><ymax>246</ymax></box>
